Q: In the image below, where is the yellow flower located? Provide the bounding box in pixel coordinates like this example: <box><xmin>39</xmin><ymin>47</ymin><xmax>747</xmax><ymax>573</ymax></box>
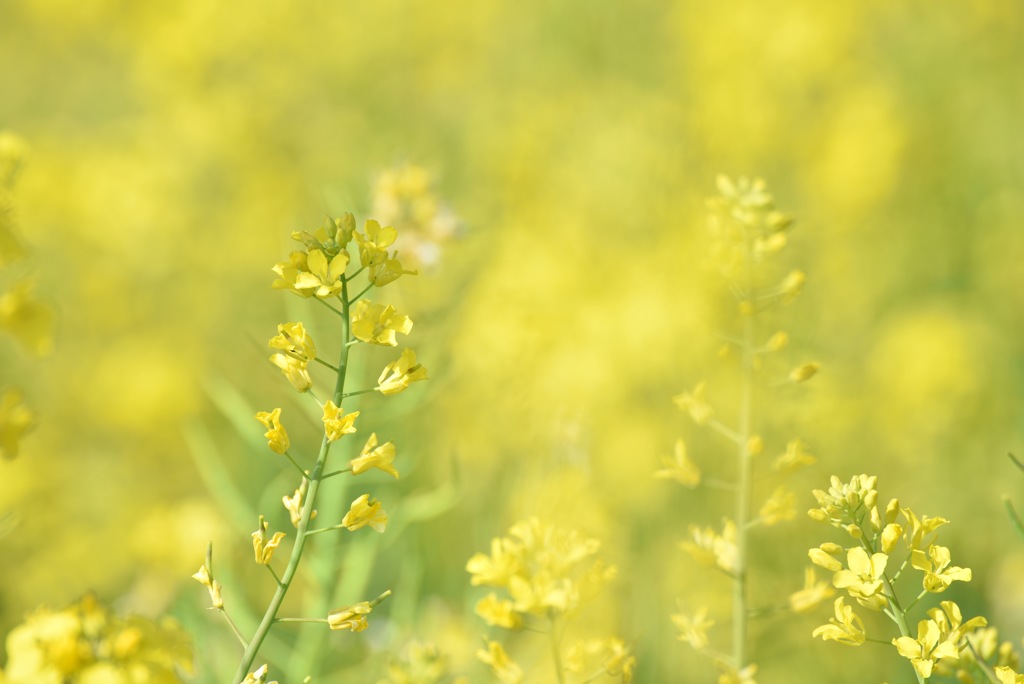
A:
<box><xmin>901</xmin><ymin>507</ymin><xmax>948</xmax><ymax>550</ymax></box>
<box><xmin>789</xmin><ymin>567</ymin><xmax>835</xmax><ymax>613</ymax></box>
<box><xmin>327</xmin><ymin>602</ymin><xmax>372</xmax><ymax>632</ymax></box>
<box><xmin>191</xmin><ymin>564</ymin><xmax>224</xmax><ymax>609</ymax></box>
<box><xmin>282</xmin><ymin>484</ymin><xmax>315</xmax><ymax>528</ymax></box>
<box><xmin>269</xmin><ymin>353</ymin><xmax>312</xmax><ymax>392</ymax></box>
<box><xmin>349</xmin><ymin>433</ymin><xmax>398</xmax><ymax>478</ymax></box>
<box><xmin>832</xmin><ymin>547</ymin><xmax>888</xmax><ymax>610</ymax></box>
<box><xmin>654</xmin><ymin>438</ymin><xmax>700</xmax><ymax>487</ymax></box>
<box><xmin>252</xmin><ymin>516</ymin><xmax>286</xmax><ymax>565</ymax></box>
<box><xmin>671</xmin><ymin>607</ymin><xmax>714</xmax><ymax>651</ymax></box>
<box><xmin>911</xmin><ymin>544</ymin><xmax>972</xmax><ymax>593</ymax></box>
<box><xmin>350</xmin><ymin>300</ymin><xmax>413</xmax><ymax>346</ymax></box>
<box><xmin>995</xmin><ymin>667</ymin><xmax>1024</xmax><ymax>684</ymax></box>
<box><xmin>342</xmin><ymin>494</ymin><xmax>387</xmax><ymax>533</ymax></box>
<box><xmin>808</xmin><ymin>543</ymin><xmax>844</xmax><ymax>572</ymax></box>
<box><xmin>369</xmin><ymin>255</ymin><xmax>418</xmax><ymax>287</ymax></box>
<box><xmin>271</xmin><ymin>251</ymin><xmax>312</xmax><ymax>296</ymax></box>
<box><xmin>241</xmin><ymin>664</ymin><xmax>278</xmax><ymax>684</ymax></box>
<box><xmin>255</xmin><ymin>408</ymin><xmax>289</xmax><ymax>454</ymax></box>
<box><xmin>681</xmin><ymin>520</ymin><xmax>737</xmax><ymax>574</ymax></box>
<box><xmin>0</xmin><ymin>388</ymin><xmax>35</xmax><ymax>459</ymax></box>
<box><xmin>467</xmin><ymin>538</ymin><xmax>523</xmax><ymax>587</ymax></box>
<box><xmin>812</xmin><ymin>597</ymin><xmax>866</xmax><ymax>646</ymax></box>
<box><xmin>673</xmin><ymin>381</ymin><xmax>714</xmax><ymax>424</ymax></box>
<box><xmin>892</xmin><ymin>618</ymin><xmax>960</xmax><ymax>679</ymax></box>
<box><xmin>322</xmin><ymin>400</ymin><xmax>359</xmax><ymax>441</ymax></box>
<box><xmin>759</xmin><ymin>487</ymin><xmax>796</xmax><ymax>525</ymax></box>
<box><xmin>474</xmin><ymin>593</ymin><xmax>522</xmax><ymax>629</ymax></box>
<box><xmin>772</xmin><ymin>438</ymin><xmax>816</xmax><ymax>472</ymax></box>
<box><xmin>377</xmin><ymin>348</ymin><xmax>428</xmax><ymax>395</ymax></box>
<box><xmin>268</xmin><ymin>321</ymin><xmax>317</xmax><ymax>361</ymax></box>
<box><xmin>292</xmin><ymin>248</ymin><xmax>349</xmax><ymax>298</ymax></box>
<box><xmin>354</xmin><ymin>219</ymin><xmax>398</xmax><ymax>268</ymax></box>
<box><xmin>476</xmin><ymin>640</ymin><xmax>523</xmax><ymax>684</ymax></box>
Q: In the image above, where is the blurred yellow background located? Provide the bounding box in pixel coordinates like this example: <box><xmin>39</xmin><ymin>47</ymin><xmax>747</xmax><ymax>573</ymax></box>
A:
<box><xmin>1</xmin><ymin>1</ymin><xmax>1022</xmax><ymax>682</ymax></box>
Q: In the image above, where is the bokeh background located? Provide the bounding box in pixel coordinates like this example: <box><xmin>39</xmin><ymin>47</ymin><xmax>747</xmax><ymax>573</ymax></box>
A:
<box><xmin>1</xmin><ymin>1</ymin><xmax>1023</xmax><ymax>682</ymax></box>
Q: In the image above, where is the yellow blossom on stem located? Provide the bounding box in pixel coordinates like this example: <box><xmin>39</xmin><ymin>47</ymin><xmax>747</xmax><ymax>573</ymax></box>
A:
<box><xmin>808</xmin><ymin>542</ymin><xmax>844</xmax><ymax>572</ymax></box>
<box><xmin>271</xmin><ymin>251</ymin><xmax>312</xmax><ymax>296</ymax></box>
<box><xmin>252</xmin><ymin>516</ymin><xmax>286</xmax><ymax>565</ymax></box>
<box><xmin>772</xmin><ymin>438</ymin><xmax>816</xmax><ymax>472</ymax></box>
<box><xmin>369</xmin><ymin>255</ymin><xmax>417</xmax><ymax>287</ymax></box>
<box><xmin>673</xmin><ymin>381</ymin><xmax>714</xmax><ymax>425</ymax></box>
<box><xmin>326</xmin><ymin>602</ymin><xmax>372</xmax><ymax>632</ymax></box>
<box><xmin>282</xmin><ymin>484</ymin><xmax>315</xmax><ymax>528</ymax></box>
<box><xmin>268</xmin><ymin>321</ymin><xmax>317</xmax><ymax>361</ymax></box>
<box><xmin>476</xmin><ymin>640</ymin><xmax>523</xmax><ymax>684</ymax></box>
<box><xmin>758</xmin><ymin>487</ymin><xmax>796</xmax><ymax>525</ymax></box>
<box><xmin>349</xmin><ymin>432</ymin><xmax>398</xmax><ymax>478</ymax></box>
<box><xmin>832</xmin><ymin>547</ymin><xmax>888</xmax><ymax>610</ymax></box>
<box><xmin>192</xmin><ymin>564</ymin><xmax>224</xmax><ymax>610</ymax></box>
<box><xmin>789</xmin><ymin>567</ymin><xmax>835</xmax><ymax>613</ymax></box>
<box><xmin>812</xmin><ymin>597</ymin><xmax>866</xmax><ymax>646</ymax></box>
<box><xmin>377</xmin><ymin>348</ymin><xmax>428</xmax><ymax>395</ymax></box>
<box><xmin>342</xmin><ymin>494</ymin><xmax>387</xmax><ymax>533</ymax></box>
<box><xmin>350</xmin><ymin>300</ymin><xmax>413</xmax><ymax>346</ymax></box>
<box><xmin>255</xmin><ymin>408</ymin><xmax>289</xmax><ymax>454</ymax></box>
<box><xmin>911</xmin><ymin>544</ymin><xmax>972</xmax><ymax>593</ymax></box>
<box><xmin>681</xmin><ymin>520</ymin><xmax>737</xmax><ymax>575</ymax></box>
<box><xmin>892</xmin><ymin>618</ymin><xmax>960</xmax><ymax>679</ymax></box>
<box><xmin>292</xmin><ymin>248</ymin><xmax>349</xmax><ymax>298</ymax></box>
<box><xmin>322</xmin><ymin>400</ymin><xmax>358</xmax><ymax>441</ymax></box>
<box><xmin>354</xmin><ymin>219</ymin><xmax>398</xmax><ymax>269</ymax></box>
<box><xmin>467</xmin><ymin>538</ymin><xmax>523</xmax><ymax>587</ymax></box>
<box><xmin>671</xmin><ymin>607</ymin><xmax>715</xmax><ymax>650</ymax></box>
<box><xmin>654</xmin><ymin>438</ymin><xmax>701</xmax><ymax>487</ymax></box>
<box><xmin>474</xmin><ymin>593</ymin><xmax>522</xmax><ymax>629</ymax></box>
<box><xmin>242</xmin><ymin>664</ymin><xmax>277</xmax><ymax>684</ymax></box>
<box><xmin>269</xmin><ymin>353</ymin><xmax>312</xmax><ymax>392</ymax></box>
<box><xmin>995</xmin><ymin>666</ymin><xmax>1024</xmax><ymax>684</ymax></box>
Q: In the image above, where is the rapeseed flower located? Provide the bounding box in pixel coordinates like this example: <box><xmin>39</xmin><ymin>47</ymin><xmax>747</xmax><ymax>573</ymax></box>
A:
<box><xmin>322</xmin><ymin>400</ymin><xmax>358</xmax><ymax>441</ymax></box>
<box><xmin>349</xmin><ymin>433</ymin><xmax>398</xmax><ymax>478</ymax></box>
<box><xmin>342</xmin><ymin>494</ymin><xmax>387</xmax><ymax>532</ymax></box>
<box><xmin>350</xmin><ymin>300</ymin><xmax>413</xmax><ymax>346</ymax></box>
<box><xmin>377</xmin><ymin>348</ymin><xmax>428</xmax><ymax>395</ymax></box>
<box><xmin>255</xmin><ymin>408</ymin><xmax>289</xmax><ymax>454</ymax></box>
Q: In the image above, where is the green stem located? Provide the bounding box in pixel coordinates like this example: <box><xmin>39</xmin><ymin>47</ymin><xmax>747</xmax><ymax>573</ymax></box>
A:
<box><xmin>232</xmin><ymin>276</ymin><xmax>354</xmax><ymax>683</ymax></box>
<box><xmin>732</xmin><ymin>257</ymin><xmax>755</xmax><ymax>672</ymax></box>
<box><xmin>549</xmin><ymin>615</ymin><xmax>566</xmax><ymax>684</ymax></box>
<box><xmin>315</xmin><ymin>297</ymin><xmax>346</xmax><ymax>319</ymax></box>
<box><xmin>313</xmin><ymin>357</ymin><xmax>340</xmax><ymax>373</ymax></box>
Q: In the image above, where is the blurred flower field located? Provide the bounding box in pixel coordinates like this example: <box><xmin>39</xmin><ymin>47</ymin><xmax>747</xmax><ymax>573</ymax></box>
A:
<box><xmin>1</xmin><ymin>1</ymin><xmax>1023</xmax><ymax>682</ymax></box>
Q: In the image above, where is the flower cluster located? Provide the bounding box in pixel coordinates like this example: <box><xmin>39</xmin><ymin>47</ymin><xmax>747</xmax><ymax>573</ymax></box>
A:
<box><xmin>0</xmin><ymin>594</ymin><xmax>193</xmax><ymax>683</ymax></box>
<box><xmin>195</xmin><ymin>212</ymin><xmax>431</xmax><ymax>681</ymax></box>
<box><xmin>663</xmin><ymin>177</ymin><xmax>819</xmax><ymax>684</ymax></box>
<box><xmin>370</xmin><ymin>163</ymin><xmax>459</xmax><ymax>269</ymax></box>
<box><xmin>807</xmin><ymin>473</ymin><xmax>1021</xmax><ymax>682</ymax></box>
<box><xmin>467</xmin><ymin>518</ymin><xmax>634</xmax><ymax>683</ymax></box>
